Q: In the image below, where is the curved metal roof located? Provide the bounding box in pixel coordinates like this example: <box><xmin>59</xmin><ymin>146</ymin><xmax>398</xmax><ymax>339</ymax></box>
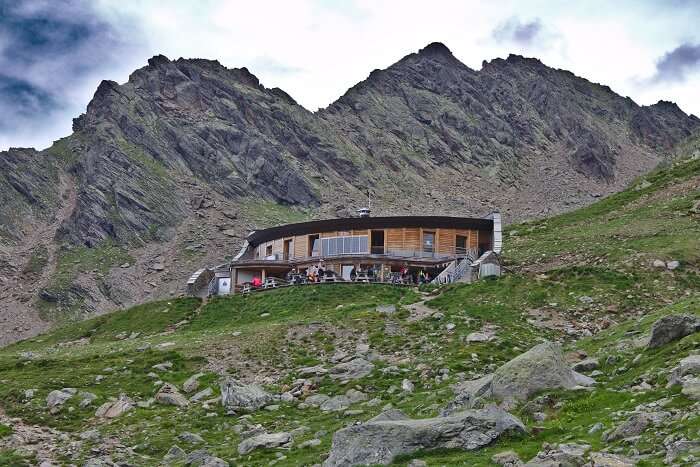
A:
<box><xmin>246</xmin><ymin>215</ymin><xmax>493</xmax><ymax>246</ymax></box>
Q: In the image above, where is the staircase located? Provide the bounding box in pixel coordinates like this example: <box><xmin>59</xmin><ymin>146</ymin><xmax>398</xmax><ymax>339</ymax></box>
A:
<box><xmin>432</xmin><ymin>248</ymin><xmax>479</xmax><ymax>285</ymax></box>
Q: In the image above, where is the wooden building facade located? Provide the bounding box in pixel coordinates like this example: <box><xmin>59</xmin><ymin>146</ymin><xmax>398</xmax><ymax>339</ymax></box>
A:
<box><xmin>228</xmin><ymin>214</ymin><xmax>501</xmax><ymax>290</ymax></box>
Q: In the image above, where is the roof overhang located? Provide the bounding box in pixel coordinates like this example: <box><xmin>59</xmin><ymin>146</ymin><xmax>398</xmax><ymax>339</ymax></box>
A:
<box><xmin>246</xmin><ymin>215</ymin><xmax>493</xmax><ymax>247</ymax></box>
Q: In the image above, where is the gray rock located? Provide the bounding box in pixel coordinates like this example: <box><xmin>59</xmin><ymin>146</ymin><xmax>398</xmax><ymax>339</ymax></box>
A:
<box><xmin>588</xmin><ymin>422</ymin><xmax>604</xmax><ymax>434</ymax></box>
<box><xmin>524</xmin><ymin>443</ymin><xmax>590</xmax><ymax>466</ymax></box>
<box><xmin>647</xmin><ymin>314</ymin><xmax>700</xmax><ymax>348</ymax></box>
<box><xmin>297</xmin><ymin>365</ymin><xmax>328</xmax><ymax>377</ymax></box>
<box><xmin>407</xmin><ymin>460</ymin><xmax>428</xmax><ymax>467</ymax></box>
<box><xmin>447</xmin><ymin>374</ymin><xmax>494</xmax><ymax>411</ymax></box>
<box><xmin>572</xmin><ymin>358</ymin><xmax>599</xmax><ymax>372</ymax></box>
<box><xmin>179</xmin><ymin>431</ymin><xmax>205</xmax><ymax>444</ymax></box>
<box><xmin>320</xmin><ymin>395</ymin><xmax>351</xmax><ymax>412</ymax></box>
<box><xmin>323</xmin><ymin>406</ymin><xmax>525</xmax><ymax>466</ymax></box>
<box><xmin>401</xmin><ymin>379</ymin><xmax>415</xmax><ymax>393</ymax></box>
<box><xmin>604</xmin><ymin>413</ymin><xmax>652</xmax><ymax>442</ymax></box>
<box><xmin>95</xmin><ymin>395</ymin><xmax>133</xmax><ymax>418</ymax></box>
<box><xmin>369</xmin><ymin>409</ymin><xmax>411</xmax><ymax>422</ymax></box>
<box><xmin>492</xmin><ymin>450</ymin><xmax>523</xmax><ymax>466</ymax></box>
<box><xmin>491</xmin><ymin>342</ymin><xmax>593</xmax><ymax>402</ymax></box>
<box><xmin>466</xmin><ymin>332</ymin><xmax>494</xmax><ymax>343</ymax></box>
<box><xmin>219</xmin><ymin>377</ymin><xmax>272</xmax><ymax>412</ymax></box>
<box><xmin>184</xmin><ymin>449</ymin><xmax>229</xmax><ymax>466</ymax></box>
<box><xmin>681</xmin><ymin>377</ymin><xmax>700</xmax><ymax>400</ymax></box>
<box><xmin>156</xmin><ymin>383</ymin><xmax>189</xmax><ymax>407</ymax></box>
<box><xmin>23</xmin><ymin>388</ymin><xmax>36</xmax><ymax>400</ymax></box>
<box><xmin>163</xmin><ymin>445</ymin><xmax>186</xmax><ymax>463</ymax></box>
<box><xmin>78</xmin><ymin>391</ymin><xmax>97</xmax><ymax>408</ymax></box>
<box><xmin>80</xmin><ymin>429</ymin><xmax>102</xmax><ymax>442</ymax></box>
<box><xmin>376</xmin><ymin>304</ymin><xmax>396</xmax><ymax>314</ymax></box>
<box><xmin>329</xmin><ymin>358</ymin><xmax>374</xmax><ymax>381</ymax></box>
<box><xmin>305</xmin><ymin>394</ymin><xmax>331</xmax><ymax>407</ymax></box>
<box><xmin>46</xmin><ymin>388</ymin><xmax>76</xmax><ymax>412</ymax></box>
<box><xmin>191</xmin><ymin>387</ymin><xmax>214</xmax><ymax>402</ymax></box>
<box><xmin>152</xmin><ymin>361</ymin><xmax>173</xmax><ymax>371</ymax></box>
<box><xmin>183</xmin><ymin>373</ymin><xmax>205</xmax><ymax>393</ymax></box>
<box><xmin>652</xmin><ymin>259</ymin><xmax>666</xmax><ymax>269</ymax></box>
<box><xmin>664</xmin><ymin>439</ymin><xmax>700</xmax><ymax>464</ymax></box>
<box><xmin>666</xmin><ymin>260</ymin><xmax>680</xmax><ymax>270</ymax></box>
<box><xmin>345</xmin><ymin>389</ymin><xmax>367</xmax><ymax>403</ymax></box>
<box><xmin>667</xmin><ymin>355</ymin><xmax>700</xmax><ymax>387</ymax></box>
<box><xmin>589</xmin><ymin>452</ymin><xmax>636</xmax><ymax>466</ymax></box>
<box><xmin>298</xmin><ymin>438</ymin><xmax>322</xmax><ymax>448</ymax></box>
<box><xmin>238</xmin><ymin>431</ymin><xmax>292</xmax><ymax>455</ymax></box>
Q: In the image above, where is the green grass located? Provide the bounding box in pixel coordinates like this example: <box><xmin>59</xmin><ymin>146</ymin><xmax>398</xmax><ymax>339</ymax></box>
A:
<box><xmin>239</xmin><ymin>199</ymin><xmax>311</xmax><ymax>228</ymax></box>
<box><xmin>0</xmin><ymin>450</ymin><xmax>33</xmax><ymax>467</ymax></box>
<box><xmin>505</xmin><ymin>156</ymin><xmax>700</xmax><ymax>268</ymax></box>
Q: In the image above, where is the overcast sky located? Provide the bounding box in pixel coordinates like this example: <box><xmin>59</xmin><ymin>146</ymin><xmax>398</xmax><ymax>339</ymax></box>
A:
<box><xmin>1</xmin><ymin>0</ymin><xmax>699</xmax><ymax>151</ymax></box>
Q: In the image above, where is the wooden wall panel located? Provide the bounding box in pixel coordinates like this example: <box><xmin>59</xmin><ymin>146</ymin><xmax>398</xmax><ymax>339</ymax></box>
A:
<box><xmin>386</xmin><ymin>228</ymin><xmax>403</xmax><ymax>251</ymax></box>
<box><xmin>469</xmin><ymin>230</ymin><xmax>478</xmax><ymax>249</ymax></box>
<box><xmin>294</xmin><ymin>235</ymin><xmax>307</xmax><ymax>258</ymax></box>
<box><xmin>404</xmin><ymin>228</ymin><xmax>421</xmax><ymax>250</ymax></box>
<box><xmin>437</xmin><ymin>228</ymin><xmax>455</xmax><ymax>254</ymax></box>
<box><xmin>352</xmin><ymin>229</ymin><xmax>369</xmax><ymax>236</ymax></box>
<box><xmin>321</xmin><ymin>231</ymin><xmax>337</xmax><ymax>238</ymax></box>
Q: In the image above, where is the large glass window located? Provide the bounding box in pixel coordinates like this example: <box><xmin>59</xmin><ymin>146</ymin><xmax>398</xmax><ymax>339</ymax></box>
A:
<box><xmin>321</xmin><ymin>235</ymin><xmax>369</xmax><ymax>256</ymax></box>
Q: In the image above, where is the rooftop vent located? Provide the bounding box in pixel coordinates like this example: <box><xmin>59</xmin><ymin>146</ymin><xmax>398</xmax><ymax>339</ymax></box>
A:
<box><xmin>357</xmin><ymin>207</ymin><xmax>371</xmax><ymax>218</ymax></box>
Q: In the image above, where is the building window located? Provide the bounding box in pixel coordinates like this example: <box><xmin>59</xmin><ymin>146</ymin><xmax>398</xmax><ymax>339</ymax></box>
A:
<box><xmin>423</xmin><ymin>231</ymin><xmax>435</xmax><ymax>253</ymax></box>
<box><xmin>321</xmin><ymin>235</ymin><xmax>368</xmax><ymax>256</ymax></box>
<box><xmin>456</xmin><ymin>235</ymin><xmax>468</xmax><ymax>255</ymax></box>
<box><xmin>265</xmin><ymin>245</ymin><xmax>273</xmax><ymax>257</ymax></box>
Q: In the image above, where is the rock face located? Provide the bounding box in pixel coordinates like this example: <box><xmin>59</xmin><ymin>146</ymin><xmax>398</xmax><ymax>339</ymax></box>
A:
<box><xmin>219</xmin><ymin>377</ymin><xmax>273</xmax><ymax>412</ymax></box>
<box><xmin>647</xmin><ymin>314</ymin><xmax>700</xmax><ymax>348</ymax></box>
<box><xmin>323</xmin><ymin>406</ymin><xmax>525</xmax><ymax>466</ymax></box>
<box><xmin>491</xmin><ymin>342</ymin><xmax>593</xmax><ymax>402</ymax></box>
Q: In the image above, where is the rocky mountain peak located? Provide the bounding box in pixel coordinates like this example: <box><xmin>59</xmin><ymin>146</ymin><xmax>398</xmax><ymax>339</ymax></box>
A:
<box><xmin>417</xmin><ymin>41</ymin><xmax>453</xmax><ymax>58</ymax></box>
<box><xmin>147</xmin><ymin>54</ymin><xmax>171</xmax><ymax>67</ymax></box>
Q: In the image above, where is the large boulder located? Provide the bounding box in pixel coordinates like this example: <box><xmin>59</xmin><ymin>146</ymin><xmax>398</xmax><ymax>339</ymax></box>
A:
<box><xmin>95</xmin><ymin>395</ymin><xmax>133</xmax><ymax>418</ymax></box>
<box><xmin>156</xmin><ymin>383</ymin><xmax>189</xmax><ymax>407</ymax></box>
<box><xmin>220</xmin><ymin>377</ymin><xmax>273</xmax><ymax>412</ymax></box>
<box><xmin>443</xmin><ymin>374</ymin><xmax>494</xmax><ymax>413</ymax></box>
<box><xmin>491</xmin><ymin>342</ymin><xmax>593</xmax><ymax>402</ymax></box>
<box><xmin>603</xmin><ymin>412</ymin><xmax>668</xmax><ymax>442</ymax></box>
<box><xmin>329</xmin><ymin>358</ymin><xmax>374</xmax><ymax>381</ymax></box>
<box><xmin>237</xmin><ymin>431</ymin><xmax>292</xmax><ymax>455</ymax></box>
<box><xmin>589</xmin><ymin>452</ymin><xmax>636</xmax><ymax>466</ymax></box>
<box><xmin>647</xmin><ymin>314</ymin><xmax>699</xmax><ymax>348</ymax></box>
<box><xmin>46</xmin><ymin>388</ymin><xmax>77</xmax><ymax>413</ymax></box>
<box><xmin>323</xmin><ymin>406</ymin><xmax>525</xmax><ymax>466</ymax></box>
<box><xmin>667</xmin><ymin>354</ymin><xmax>700</xmax><ymax>387</ymax></box>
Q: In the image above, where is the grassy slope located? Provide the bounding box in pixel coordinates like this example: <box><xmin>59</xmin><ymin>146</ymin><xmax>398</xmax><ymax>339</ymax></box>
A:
<box><xmin>0</xmin><ymin>157</ymin><xmax>698</xmax><ymax>466</ymax></box>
